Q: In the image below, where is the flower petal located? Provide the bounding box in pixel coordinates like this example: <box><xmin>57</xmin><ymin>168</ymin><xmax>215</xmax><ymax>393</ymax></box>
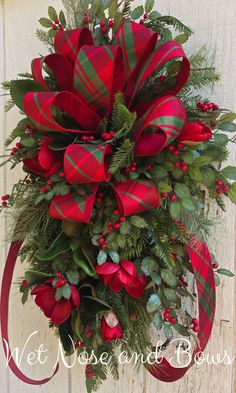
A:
<box><xmin>70</xmin><ymin>285</ymin><xmax>80</xmax><ymax>308</ymax></box>
<box><xmin>120</xmin><ymin>260</ymin><xmax>136</xmax><ymax>276</ymax></box>
<box><xmin>51</xmin><ymin>299</ymin><xmax>71</xmax><ymax>325</ymax></box>
<box><xmin>96</xmin><ymin>262</ymin><xmax>120</xmax><ymax>275</ymax></box>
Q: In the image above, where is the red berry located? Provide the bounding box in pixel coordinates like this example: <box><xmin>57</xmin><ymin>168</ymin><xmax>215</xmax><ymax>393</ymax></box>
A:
<box><xmin>56</xmin><ymin>272</ymin><xmax>62</xmax><ymax>278</ymax></box>
<box><xmin>202</xmin><ymin>105</ymin><xmax>208</xmax><ymax>112</ymax></box>
<box><xmin>101</xmin><ymin>243</ymin><xmax>108</xmax><ymax>249</ymax></box>
<box><xmin>56</xmin><ymin>280</ymin><xmax>65</xmax><ymax>288</ymax></box>
<box><xmin>74</xmin><ymin>343</ymin><xmax>79</xmax><ymax>349</ymax></box>
<box><xmin>41</xmin><ymin>187</ymin><xmax>47</xmax><ymax>193</ymax></box>
<box><xmin>174</xmin><ymin>162</ymin><xmax>180</xmax><ymax>168</ymax></box>
<box><xmin>212</xmin><ymin>263</ymin><xmax>219</xmax><ymax>270</ymax></box>
<box><xmin>22</xmin><ymin>280</ymin><xmax>29</xmax><ymax>287</ymax></box>
<box><xmin>86</xmin><ymin>364</ymin><xmax>92</xmax><ymax>371</ymax></box>
<box><xmin>177</xmin><ymin>143</ymin><xmax>184</xmax><ymax>149</ymax></box>
<box><xmin>216</xmin><ymin>180</ymin><xmax>223</xmax><ymax>187</ymax></box>
<box><xmin>216</xmin><ymin>188</ymin><xmax>223</xmax><ymax>195</ymax></box>
<box><xmin>59</xmin><ymin>26</ymin><xmax>64</xmax><ymax>31</ymax></box>
<box><xmin>197</xmin><ymin>102</ymin><xmax>203</xmax><ymax>109</ymax></box>
<box><xmin>79</xmin><ymin>341</ymin><xmax>85</xmax><ymax>348</ymax></box>
<box><xmin>120</xmin><ymin>217</ymin><xmax>126</xmax><ymax>222</ymax></box>
<box><xmin>47</xmin><ymin>180</ymin><xmax>53</xmax><ymax>186</ymax></box>
<box><xmin>101</xmin><ymin>27</ymin><xmax>107</xmax><ymax>34</ymax></box>
<box><xmin>108</xmin><ymin>19</ymin><xmax>115</xmax><ymax>27</ymax></box>
<box><xmin>87</xmin><ymin>371</ymin><xmax>94</xmax><ymax>378</ymax></box>
<box><xmin>59</xmin><ymin>172</ymin><xmax>65</xmax><ymax>178</ymax></box>
<box><xmin>113</xmin><ymin>209</ymin><xmax>119</xmax><ymax>215</ymax></box>
<box><xmin>173</xmin><ymin>150</ymin><xmax>180</xmax><ymax>156</ymax></box>
<box><xmin>212</xmin><ymin>103</ymin><xmax>219</xmax><ymax>111</ymax></box>
<box><xmin>170</xmin><ymin>195</ymin><xmax>177</xmax><ymax>201</ymax></box>
<box><xmin>81</xmin><ymin>136</ymin><xmax>87</xmax><ymax>141</ymax></box>
<box><xmin>98</xmin><ymin>237</ymin><xmax>105</xmax><ymax>244</ymax></box>
<box><xmin>129</xmin><ymin>166</ymin><xmax>137</xmax><ymax>172</ymax></box>
<box><xmin>27</xmin><ymin>129</ymin><xmax>34</xmax><ymax>135</ymax></box>
<box><xmin>181</xmin><ymin>165</ymin><xmax>188</xmax><ymax>172</ymax></box>
<box><xmin>169</xmin><ymin>316</ymin><xmax>177</xmax><ymax>325</ymax></box>
<box><xmin>193</xmin><ymin>325</ymin><xmax>199</xmax><ymax>333</ymax></box>
<box><xmin>143</xmin><ymin>12</ymin><xmax>149</xmax><ymax>19</ymax></box>
<box><xmin>163</xmin><ymin>312</ymin><xmax>170</xmax><ymax>320</ymax></box>
<box><xmin>223</xmin><ymin>185</ymin><xmax>230</xmax><ymax>193</ymax></box>
<box><xmin>52</xmin><ymin>24</ymin><xmax>57</xmax><ymax>30</ymax></box>
<box><xmin>139</xmin><ymin>19</ymin><xmax>144</xmax><ymax>24</ymax></box>
<box><xmin>168</xmin><ymin>145</ymin><xmax>175</xmax><ymax>152</ymax></box>
<box><xmin>147</xmin><ymin>164</ymin><xmax>154</xmax><ymax>171</ymax></box>
<box><xmin>2</xmin><ymin>201</ymin><xmax>7</xmax><ymax>207</ymax></box>
<box><xmin>107</xmin><ymin>225</ymin><xmax>113</xmax><ymax>231</ymax></box>
<box><xmin>84</xmin><ymin>17</ymin><xmax>90</xmax><ymax>24</ymax></box>
<box><xmin>165</xmin><ymin>308</ymin><xmax>171</xmax><ymax>313</ymax></box>
<box><xmin>96</xmin><ymin>197</ymin><xmax>103</xmax><ymax>203</ymax></box>
<box><xmin>102</xmin><ymin>132</ymin><xmax>109</xmax><ymax>140</ymax></box>
<box><xmin>2</xmin><ymin>195</ymin><xmax>8</xmax><ymax>201</ymax></box>
<box><xmin>207</xmin><ymin>103</ymin><xmax>213</xmax><ymax>110</ymax></box>
<box><xmin>114</xmin><ymin>223</ymin><xmax>120</xmax><ymax>230</ymax></box>
<box><xmin>100</xmin><ymin>20</ymin><xmax>106</xmax><ymax>27</ymax></box>
<box><xmin>159</xmin><ymin>75</ymin><xmax>166</xmax><ymax>82</ymax></box>
<box><xmin>89</xmin><ymin>136</ymin><xmax>94</xmax><ymax>141</ymax></box>
<box><xmin>161</xmin><ymin>193</ymin><xmax>168</xmax><ymax>198</ymax></box>
<box><xmin>192</xmin><ymin>318</ymin><xmax>199</xmax><ymax>325</ymax></box>
<box><xmin>86</xmin><ymin>331</ymin><xmax>93</xmax><ymax>337</ymax></box>
<box><xmin>12</xmin><ymin>147</ymin><xmax>18</xmax><ymax>154</ymax></box>
<box><xmin>16</xmin><ymin>142</ymin><xmax>22</xmax><ymax>149</ymax></box>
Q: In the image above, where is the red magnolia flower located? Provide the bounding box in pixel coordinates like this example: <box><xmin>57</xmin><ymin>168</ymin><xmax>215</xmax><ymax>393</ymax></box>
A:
<box><xmin>31</xmin><ymin>281</ymin><xmax>80</xmax><ymax>325</ymax></box>
<box><xmin>23</xmin><ymin>138</ymin><xmax>62</xmax><ymax>178</ymax></box>
<box><xmin>101</xmin><ymin>311</ymin><xmax>123</xmax><ymax>341</ymax></box>
<box><xmin>178</xmin><ymin>122</ymin><xmax>212</xmax><ymax>145</ymax></box>
<box><xmin>96</xmin><ymin>260</ymin><xmax>147</xmax><ymax>298</ymax></box>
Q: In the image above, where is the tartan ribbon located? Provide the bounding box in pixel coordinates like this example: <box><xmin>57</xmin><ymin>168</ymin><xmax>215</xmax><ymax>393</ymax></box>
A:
<box><xmin>146</xmin><ymin>238</ymin><xmax>216</xmax><ymax>381</ymax></box>
<box><xmin>22</xmin><ymin>20</ymin><xmax>189</xmax><ymax>223</ymax></box>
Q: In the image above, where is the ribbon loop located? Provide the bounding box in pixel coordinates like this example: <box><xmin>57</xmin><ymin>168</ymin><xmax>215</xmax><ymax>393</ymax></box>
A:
<box><xmin>64</xmin><ymin>144</ymin><xmax>112</xmax><ymax>184</ymax></box>
<box><xmin>73</xmin><ymin>45</ymin><xmax>125</xmax><ymax>117</ymax></box>
<box><xmin>113</xmin><ymin>179</ymin><xmax>160</xmax><ymax>216</ymax></box>
<box><xmin>134</xmin><ymin>95</ymin><xmax>186</xmax><ymax>156</ymax></box>
<box><xmin>50</xmin><ymin>185</ymin><xmax>99</xmax><ymax>223</ymax></box>
<box><xmin>23</xmin><ymin>91</ymin><xmax>101</xmax><ymax>132</ymax></box>
<box><xmin>54</xmin><ymin>27</ymin><xmax>94</xmax><ymax>64</ymax></box>
<box><xmin>31</xmin><ymin>54</ymin><xmax>74</xmax><ymax>91</ymax></box>
<box><xmin>113</xmin><ymin>20</ymin><xmax>157</xmax><ymax>83</ymax></box>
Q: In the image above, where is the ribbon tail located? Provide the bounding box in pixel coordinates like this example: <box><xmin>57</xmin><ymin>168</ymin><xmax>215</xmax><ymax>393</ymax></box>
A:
<box><xmin>146</xmin><ymin>238</ymin><xmax>216</xmax><ymax>382</ymax></box>
<box><xmin>0</xmin><ymin>240</ymin><xmax>59</xmax><ymax>384</ymax></box>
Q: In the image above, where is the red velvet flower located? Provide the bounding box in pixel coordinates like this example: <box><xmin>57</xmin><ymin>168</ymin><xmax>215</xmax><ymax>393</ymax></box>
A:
<box><xmin>101</xmin><ymin>311</ymin><xmax>123</xmax><ymax>341</ymax></box>
<box><xmin>31</xmin><ymin>282</ymin><xmax>80</xmax><ymax>325</ymax></box>
<box><xmin>178</xmin><ymin>122</ymin><xmax>212</xmax><ymax>145</ymax></box>
<box><xmin>96</xmin><ymin>260</ymin><xmax>147</xmax><ymax>298</ymax></box>
<box><xmin>23</xmin><ymin>138</ymin><xmax>62</xmax><ymax>178</ymax></box>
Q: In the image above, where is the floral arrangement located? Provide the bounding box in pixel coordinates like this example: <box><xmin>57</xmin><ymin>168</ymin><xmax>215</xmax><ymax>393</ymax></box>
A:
<box><xmin>0</xmin><ymin>0</ymin><xmax>235</xmax><ymax>392</ymax></box>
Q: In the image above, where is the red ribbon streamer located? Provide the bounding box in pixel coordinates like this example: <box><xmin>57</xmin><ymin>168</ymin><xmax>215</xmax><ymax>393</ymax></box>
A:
<box><xmin>0</xmin><ymin>240</ymin><xmax>59</xmax><ymax>384</ymax></box>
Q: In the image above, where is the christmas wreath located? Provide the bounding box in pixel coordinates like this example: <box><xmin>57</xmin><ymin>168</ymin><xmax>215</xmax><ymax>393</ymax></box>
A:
<box><xmin>0</xmin><ymin>0</ymin><xmax>235</xmax><ymax>392</ymax></box>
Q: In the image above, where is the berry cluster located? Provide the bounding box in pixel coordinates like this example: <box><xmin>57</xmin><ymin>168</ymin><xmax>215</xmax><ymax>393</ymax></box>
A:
<box><xmin>139</xmin><ymin>12</ymin><xmax>149</xmax><ymax>24</ymax></box>
<box><xmin>1</xmin><ymin>194</ymin><xmax>10</xmax><ymax>207</ymax></box>
<box><xmin>86</xmin><ymin>364</ymin><xmax>95</xmax><ymax>379</ymax></box>
<box><xmin>98</xmin><ymin>213</ymin><xmax>126</xmax><ymax>250</ymax></box>
<box><xmin>168</xmin><ymin>142</ymin><xmax>184</xmax><ymax>156</ymax></box>
<box><xmin>24</xmin><ymin>124</ymin><xmax>35</xmax><ymax>135</ymax></box>
<box><xmin>81</xmin><ymin>135</ymin><xmax>95</xmax><ymax>141</ymax></box>
<box><xmin>85</xmin><ymin>323</ymin><xmax>94</xmax><ymax>338</ymax></box>
<box><xmin>197</xmin><ymin>101</ymin><xmax>219</xmax><ymax>112</ymax></box>
<box><xmin>52</xmin><ymin>18</ymin><xmax>64</xmax><ymax>31</ymax></box>
<box><xmin>124</xmin><ymin>161</ymin><xmax>137</xmax><ymax>174</ymax></box>
<box><xmin>10</xmin><ymin>142</ymin><xmax>23</xmax><ymax>156</ymax></box>
<box><xmin>215</xmin><ymin>180</ymin><xmax>230</xmax><ymax>195</ymax></box>
<box><xmin>102</xmin><ymin>131</ymin><xmax>115</xmax><ymax>140</ymax></box>
<box><xmin>191</xmin><ymin>317</ymin><xmax>199</xmax><ymax>333</ymax></box>
<box><xmin>55</xmin><ymin>272</ymin><xmax>67</xmax><ymax>288</ymax></box>
<box><xmin>163</xmin><ymin>308</ymin><xmax>177</xmax><ymax>324</ymax></box>
<box><xmin>173</xmin><ymin>160</ymin><xmax>188</xmax><ymax>172</ymax></box>
<box><xmin>161</xmin><ymin>193</ymin><xmax>177</xmax><ymax>202</ymax></box>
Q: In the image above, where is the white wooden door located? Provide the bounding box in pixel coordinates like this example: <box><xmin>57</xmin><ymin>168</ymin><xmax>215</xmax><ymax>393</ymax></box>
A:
<box><xmin>0</xmin><ymin>1</ymin><xmax>235</xmax><ymax>392</ymax></box>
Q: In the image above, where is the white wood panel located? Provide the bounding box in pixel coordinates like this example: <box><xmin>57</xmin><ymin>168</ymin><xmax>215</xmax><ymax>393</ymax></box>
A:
<box><xmin>0</xmin><ymin>1</ymin><xmax>235</xmax><ymax>392</ymax></box>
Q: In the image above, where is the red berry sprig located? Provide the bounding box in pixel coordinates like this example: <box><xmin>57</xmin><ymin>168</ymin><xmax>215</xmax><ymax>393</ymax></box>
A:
<box><xmin>124</xmin><ymin>161</ymin><xmax>137</xmax><ymax>174</ymax></box>
<box><xmin>52</xmin><ymin>18</ymin><xmax>64</xmax><ymax>31</ymax></box>
<box><xmin>1</xmin><ymin>194</ymin><xmax>10</xmax><ymax>207</ymax></box>
<box><xmin>10</xmin><ymin>142</ymin><xmax>23</xmax><ymax>156</ymax></box>
<box><xmin>81</xmin><ymin>135</ymin><xmax>95</xmax><ymax>141</ymax></box>
<box><xmin>215</xmin><ymin>180</ymin><xmax>230</xmax><ymax>195</ymax></box>
<box><xmin>102</xmin><ymin>131</ymin><xmax>115</xmax><ymax>140</ymax></box>
<box><xmin>191</xmin><ymin>317</ymin><xmax>199</xmax><ymax>333</ymax></box>
<box><xmin>197</xmin><ymin>101</ymin><xmax>219</xmax><ymax>112</ymax></box>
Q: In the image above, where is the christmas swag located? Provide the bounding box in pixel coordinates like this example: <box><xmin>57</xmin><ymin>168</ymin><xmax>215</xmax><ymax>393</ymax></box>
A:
<box><xmin>0</xmin><ymin>0</ymin><xmax>235</xmax><ymax>392</ymax></box>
